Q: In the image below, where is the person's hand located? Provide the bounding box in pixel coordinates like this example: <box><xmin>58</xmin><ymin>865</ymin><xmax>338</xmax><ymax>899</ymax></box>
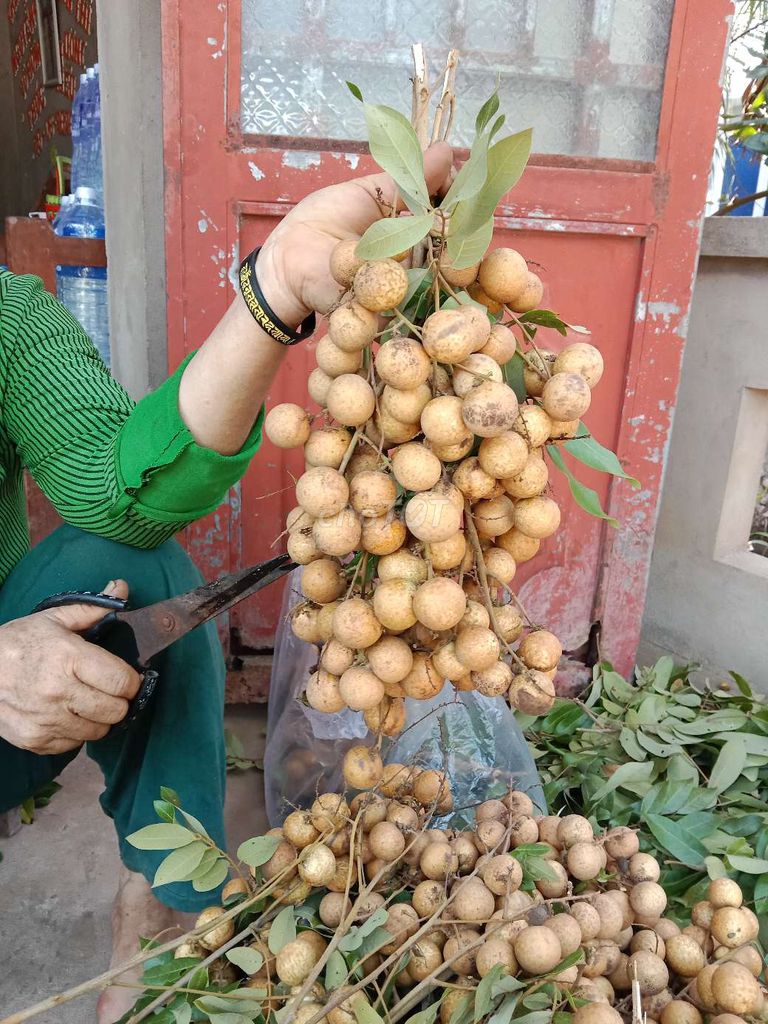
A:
<box><xmin>0</xmin><ymin>580</ymin><xmax>141</xmax><ymax>755</ymax></box>
<box><xmin>258</xmin><ymin>142</ymin><xmax>454</xmax><ymax>327</ymax></box>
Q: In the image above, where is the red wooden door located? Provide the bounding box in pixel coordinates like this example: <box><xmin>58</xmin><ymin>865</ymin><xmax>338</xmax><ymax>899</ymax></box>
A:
<box><xmin>162</xmin><ymin>0</ymin><xmax>730</xmax><ymax>678</ymax></box>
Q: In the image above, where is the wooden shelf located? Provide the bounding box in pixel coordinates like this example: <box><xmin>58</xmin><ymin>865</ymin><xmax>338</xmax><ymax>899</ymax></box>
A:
<box><xmin>3</xmin><ymin>216</ymin><xmax>106</xmax><ymax>295</ymax></box>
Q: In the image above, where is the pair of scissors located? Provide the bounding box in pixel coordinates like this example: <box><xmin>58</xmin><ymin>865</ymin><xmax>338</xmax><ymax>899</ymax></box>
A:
<box><xmin>33</xmin><ymin>552</ymin><xmax>297</xmax><ymax>731</ymax></box>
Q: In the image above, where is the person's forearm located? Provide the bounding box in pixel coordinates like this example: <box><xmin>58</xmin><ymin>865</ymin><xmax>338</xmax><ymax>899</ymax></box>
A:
<box><xmin>177</xmin><ymin>294</ymin><xmax>287</xmax><ymax>455</ymax></box>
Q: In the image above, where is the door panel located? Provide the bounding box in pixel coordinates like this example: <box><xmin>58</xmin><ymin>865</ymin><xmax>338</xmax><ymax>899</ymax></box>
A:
<box><xmin>163</xmin><ymin>0</ymin><xmax>730</xmax><ymax>674</ymax></box>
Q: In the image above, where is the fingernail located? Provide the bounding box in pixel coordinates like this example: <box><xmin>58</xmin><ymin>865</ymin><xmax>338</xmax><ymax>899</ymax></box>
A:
<box><xmin>104</xmin><ymin>580</ymin><xmax>117</xmax><ymax>595</ymax></box>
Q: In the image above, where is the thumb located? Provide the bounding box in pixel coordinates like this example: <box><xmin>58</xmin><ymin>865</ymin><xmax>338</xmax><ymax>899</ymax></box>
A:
<box><xmin>357</xmin><ymin>142</ymin><xmax>455</xmax><ymax>215</ymax></box>
<box><xmin>44</xmin><ymin>579</ymin><xmax>130</xmax><ymax>633</ymax></box>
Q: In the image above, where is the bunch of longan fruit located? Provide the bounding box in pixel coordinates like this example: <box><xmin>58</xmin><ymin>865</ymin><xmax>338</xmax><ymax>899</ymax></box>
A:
<box><xmin>183</xmin><ymin>781</ymin><xmax>768</xmax><ymax>1024</ymax></box>
<box><xmin>265</xmin><ymin>240</ymin><xmax>605</xmax><ymax>733</ymax></box>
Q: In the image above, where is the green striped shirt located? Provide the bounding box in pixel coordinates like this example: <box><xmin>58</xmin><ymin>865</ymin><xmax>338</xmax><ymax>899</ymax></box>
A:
<box><xmin>0</xmin><ymin>270</ymin><xmax>263</xmax><ymax>585</ymax></box>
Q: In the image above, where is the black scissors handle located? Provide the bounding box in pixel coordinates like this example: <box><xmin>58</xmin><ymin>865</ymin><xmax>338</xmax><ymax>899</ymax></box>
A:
<box><xmin>33</xmin><ymin>591</ymin><xmax>159</xmax><ymax>732</ymax></box>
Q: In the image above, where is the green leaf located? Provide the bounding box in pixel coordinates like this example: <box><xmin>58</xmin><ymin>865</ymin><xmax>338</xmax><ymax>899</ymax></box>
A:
<box><xmin>489</xmin><ymin>114</ymin><xmax>506</xmax><ymax>141</ymax></box>
<box><xmin>347</xmin><ymin>81</ymin><xmax>363</xmax><ymax>102</ymax></box>
<box><xmin>363</xmin><ymin>103</ymin><xmax>429</xmax><ymax>212</ymax></box>
<box><xmin>445</xmin><ymin>216</ymin><xmax>494</xmax><ymax>270</ymax></box>
<box><xmin>645</xmin><ymin>814</ymin><xmax>707</xmax><ymax>868</ymax></box>
<box><xmin>127</xmin><ymin>823</ymin><xmax>197</xmax><ymax>851</ymax></box>
<box><xmin>730</xmin><ymin>671</ymin><xmax>753</xmax><ymax>697</ymax></box>
<box><xmin>562</xmin><ymin>435</ymin><xmax>640</xmax><ymax>488</ymax></box>
<box><xmin>400</xmin><ymin>267</ymin><xmax>431</xmax><ymax>310</ymax></box>
<box><xmin>726</xmin><ymin>854</ymin><xmax>768</xmax><ymax>874</ymax></box>
<box><xmin>403</xmin><ymin>1006</ymin><xmax>439</xmax><ymax>1024</ymax></box>
<box><xmin>476</xmin><ymin>963</ymin><xmax>507</xmax><ymax>1018</ymax></box>
<box><xmin>226</xmin><ymin>947</ymin><xmax>264</xmax><ymax>974</ymax></box>
<box><xmin>325</xmin><ymin>950</ymin><xmax>348</xmax><ymax>989</ymax></box>
<box><xmin>178</xmin><ymin>809</ymin><xmax>210</xmax><ymax>838</ymax></box>
<box><xmin>450</xmin><ymin>128</ymin><xmax>533</xmax><ymax>237</ymax></box>
<box><xmin>502</xmin><ymin>351</ymin><xmax>526</xmax><ymax>402</ymax></box>
<box><xmin>475</xmin><ymin>90</ymin><xmax>500</xmax><ymax>135</ymax></box>
<box><xmin>172</xmin><ymin>1003</ymin><xmax>192</xmax><ymax>1024</ymax></box>
<box><xmin>442</xmin><ymin>131</ymin><xmax>491</xmax><ymax>210</ymax></box>
<box><xmin>547</xmin><ymin>444</ymin><xmax>619</xmax><ymax>527</ymax></box>
<box><xmin>754</xmin><ymin>872</ymin><xmax>768</xmax><ymax>915</ymax></box>
<box><xmin>268</xmin><ymin>906</ymin><xmax>297</xmax><ymax>954</ymax></box>
<box><xmin>192</xmin><ymin>856</ymin><xmax>230</xmax><ymax>893</ymax></box>
<box><xmin>356</xmin><ymin>213</ymin><xmax>433</xmax><ymax>261</ymax></box>
<box><xmin>237</xmin><ymin>835</ymin><xmax>282</xmax><ymax>869</ymax></box>
<box><xmin>354</xmin><ymin>1002</ymin><xmax>386</xmax><ymax>1024</ymax></box>
<box><xmin>487</xmin><ymin>995</ymin><xmax>518</xmax><ymax>1024</ymax></box>
<box><xmin>153</xmin><ymin>842</ymin><xmax>208</xmax><ymax>888</ymax></box>
<box><xmin>709</xmin><ymin>739</ymin><xmax>748</xmax><ymax>793</ymax></box>
<box><xmin>160</xmin><ymin>786</ymin><xmax>181</xmax><ymax>807</ymax></box>
<box><xmin>590</xmin><ymin>761</ymin><xmax>653</xmax><ymax>804</ymax></box>
<box><xmin>154</xmin><ymin>799</ymin><xmax>177</xmax><ymax>824</ymax></box>
<box><xmin>619</xmin><ymin>728</ymin><xmax>647</xmax><ymax>762</ymax></box>
<box><xmin>705</xmin><ymin>855</ymin><xmax>727</xmax><ymax>879</ymax></box>
<box><xmin>711</xmin><ymin>732</ymin><xmax>768</xmax><ymax>756</ymax></box>
<box><xmin>518</xmin><ymin>309</ymin><xmax>569</xmax><ymax>336</ymax></box>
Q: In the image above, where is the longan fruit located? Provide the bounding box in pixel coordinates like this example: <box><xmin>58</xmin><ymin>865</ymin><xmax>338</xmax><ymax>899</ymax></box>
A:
<box><xmin>629</xmin><ymin>950</ymin><xmax>670</xmax><ymax>996</ymax></box>
<box><xmin>291</xmin><ymin>602</ymin><xmax>323</xmax><ymax>644</ymax></box>
<box><xmin>629</xmin><ymin>852</ymin><xmax>662</xmax><ymax>884</ymax></box>
<box><xmin>342</xmin><ymin>744</ymin><xmax>384</xmax><ymax>791</ymax></box>
<box><xmin>492</xmin><ymin>603</ymin><xmax>525</xmax><ymax>643</ymax></box>
<box><xmin>276</xmin><ymin>937</ymin><xmax>319</xmax><ymax>985</ymax></box>
<box><xmin>378</xmin><ymin>549</ymin><xmax>428</xmax><ymax>585</ymax></box>
<box><xmin>479</xmin><ymin>323</ymin><xmax>517</xmax><ymax>364</ymax></box>
<box><xmin>368</xmin><ymin>820</ymin><xmax>406</xmax><ymax>862</ymax></box>
<box><xmin>315</xmin><ymin>335</ymin><xmax>363</xmax><ymax>377</ymax></box>
<box><xmin>405</xmin><ymin>488</ymin><xmax>463</xmax><ymax>544</ymax></box>
<box><xmin>453</xmin><ymin>354</ymin><xmax>503</xmax><ymax>398</ymax></box>
<box><xmin>421</xmin><ymin>395</ymin><xmax>468</xmax><ymax>446</ymax></box>
<box><xmin>312</xmin><ymin>509</ymin><xmax>362</xmax><ymax>557</ymax></box>
<box><xmin>429</xmin><ymin>433</ymin><xmax>475</xmax><ymax>462</ymax></box>
<box><xmin>265</xmin><ymin>403</ymin><xmax>311</xmax><ymax>449</ymax></box>
<box><xmin>391</xmin><ymin>443</ymin><xmax>442</xmax><ymax>492</ymax></box>
<box><xmin>444</xmin><ymin>929</ymin><xmax>482</xmax><ymax>976</ymax></box>
<box><xmin>452</xmin><ymin>877</ymin><xmax>496</xmax><ymax>923</ymax></box>
<box><xmin>321</xmin><ymin>638</ymin><xmax>354</xmax><ymax>676</ymax></box>
<box><xmin>319</xmin><ymin>891</ymin><xmax>352</xmax><ymax>929</ymax></box>
<box><xmin>661</xmin><ymin>1004</ymin><xmax>703</xmax><ymax>1024</ymax></box>
<box><xmin>360</xmin><ymin>512</ymin><xmax>406</xmax><ymax>555</ymax></box>
<box><xmin>728</xmin><ymin>945</ymin><xmax>764</xmax><ymax>977</ymax></box>
<box><xmin>462</xmin><ymin>381</ymin><xmax>520</xmax><ymax>438</ymax></box>
<box><xmin>354</xmin><ymin>259</ymin><xmax>408</xmax><ymax>312</ymax></box>
<box><xmin>708</xmin><ymin>878</ymin><xmax>744</xmax><ymax>909</ymax></box>
<box><xmin>518</xmin><ymin>629</ymin><xmax>562</xmax><ymax>672</ymax></box>
<box><xmin>497</xmin><ymin>526</ymin><xmax>541</xmax><ymax>562</ymax></box>
<box><xmin>514</xmin><ymin>495</ymin><xmax>561</xmax><ymax>538</ymax></box>
<box><xmin>296</xmin><ymin>466</ymin><xmax>349</xmax><ymax>520</ymax></box>
<box><xmin>571</xmin><ymin>901</ymin><xmax>602</xmax><ymax>941</ymax></box>
<box><xmin>453</xmin><ymin>456</ymin><xmax>496</xmax><ymax>502</ymax></box>
<box><xmin>439</xmin><ymin>256</ymin><xmax>480</xmax><ymax>289</ymax></box>
<box><xmin>372</xmin><ymin>578</ymin><xmax>418</xmax><ymax>632</ymax></box>
<box><xmin>301</xmin><ymin>558</ymin><xmax>345</xmax><ymax>605</ymax></box>
<box><xmin>310</xmin><ymin>793</ymin><xmax>350</xmax><ymax>833</ymax></box>
<box><xmin>328</xmin><ymin>301</ymin><xmax>378</xmax><ymax>352</ymax></box>
<box><xmin>545</xmin><ymin>913</ymin><xmax>583</xmax><ymax>956</ymax></box>
<box><xmin>711</xmin><ymin>907</ymin><xmax>750</xmax><ymax>948</ymax></box>
<box><xmin>337</xmin><ymin>666</ymin><xmax>385</xmax><ymax>712</ymax></box>
<box><xmin>604</xmin><ymin>826</ymin><xmax>640</xmax><ymax>860</ymax></box>
<box><xmin>513</xmin><ymin>405</ymin><xmax>552</xmax><ymax>448</ymax></box>
<box><xmin>473</xmin><ymin>494</ymin><xmax>516</xmax><ymax>537</ymax></box>
<box><xmin>420</xmin><ymin>841</ymin><xmax>459</xmax><ymax>881</ymax></box>
<box><xmin>542</xmin><ymin>371</ymin><xmax>592</xmax><ymax>422</ymax></box>
<box><xmin>478</xmin><ymin>248</ymin><xmax>529</xmax><ymax>304</ymax></box>
<box><xmin>711</xmin><ymin>963</ymin><xmax>762</xmax><ymax>1015</ymax></box>
<box><xmin>365</xmin><ymin>636</ymin><xmax>413</xmax><ymax>685</ymax></box>
<box><xmin>422</xmin><ymin>309</ymin><xmax>476</xmax><ymax>365</ymax></box>
<box><xmin>429</xmin><ymin>531</ymin><xmax>468</xmax><ymax>571</ymax></box>
<box><xmin>412</xmin><ymin>878</ymin><xmax>445</xmax><ymax>918</ymax></box>
<box><xmin>592</xmin><ymin>893</ymin><xmax>626</xmax><ymax>940</ymax></box>
<box><xmin>298</xmin><ymin>843</ymin><xmax>337</xmax><ymax>887</ymax></box>
<box><xmin>508</xmin><ymin>670</ymin><xmax>556</xmax><ymax>716</ymax></box>
<box><xmin>454</xmin><ymin>626</ymin><xmax>501</xmax><ymax>671</ymax></box>
<box><xmin>554</xmin><ymin>342</ymin><xmax>604</xmax><ymax>389</ymax></box>
<box><xmin>509</xmin><ymin>272</ymin><xmax>544</xmax><ymax>313</ymax></box>
<box><xmin>503</xmin><ymin>453</ymin><xmax>549</xmax><ymax>499</ymax></box>
<box><xmin>474</xmin><ymin>936</ymin><xmax>516</xmax><ymax>977</ymax></box>
<box><xmin>332</xmin><ymin>597</ymin><xmax>382</xmax><ymax>649</ymax></box>
<box><xmin>306</xmin><ymin>668</ymin><xmax>345</xmax><ymax>713</ymax></box>
<box><xmin>472</xmin><ymin>661</ymin><xmax>513</xmax><ymax>698</ymax></box>
<box><xmin>401</xmin><ymin>651</ymin><xmax>443</xmax><ymax>700</ymax></box>
<box><xmin>666</xmin><ymin>934</ymin><xmax>706</xmax><ymax>978</ymax></box>
<box><xmin>413</xmin><ymin>577</ymin><xmax>467</xmax><ymax>631</ymax></box>
<box><xmin>523</xmin><ymin>348</ymin><xmax>556</xmax><ymax>398</ymax></box>
<box><xmin>304</xmin><ymin>427</ymin><xmax>353</xmax><ymax>469</ymax></box>
<box><xmin>196</xmin><ymin>906</ymin><xmax>235</xmax><ymax>951</ymax></box>
<box><xmin>630</xmin><ymin>881</ymin><xmax>667</xmax><ymax>920</ymax></box>
<box><xmin>475</xmin><ymin>819</ymin><xmax>509</xmax><ymax>853</ymax></box>
<box><xmin>632</xmin><ymin>930</ymin><xmax>666</xmax><ymax>959</ymax></box>
<box><xmin>477</xmin><ymin>433</ymin><xmax>528</xmax><ymax>482</ymax></box>
<box><xmin>382</xmin><ymin>382</ymin><xmax>432</xmax><ymax>423</ymax></box>
<box><xmin>308</xmin><ymin>366</ymin><xmax>334</xmax><ymax>406</ymax></box>
<box><xmin>536</xmin><ymin>859</ymin><xmax>569</xmax><ymax>899</ymax></box>
<box><xmin>283</xmin><ymin>810</ymin><xmax>321</xmax><ymax>850</ymax></box>
<box><xmin>572</xmin><ymin>1006</ymin><xmax>623</xmax><ymax>1024</ymax></box>
<box><xmin>330</xmin><ymin>238</ymin><xmax>364</xmax><ymax>287</ymax></box>
<box><xmin>414</xmin><ymin>769</ymin><xmax>450</xmax><ymax>807</ymax></box>
<box><xmin>326</xmin><ymin>374</ymin><xmax>376</xmax><ymax>427</ymax></box>
<box><xmin>379</xmin><ymin>763</ymin><xmax>415</xmax><ymax>798</ymax></box>
<box><xmin>479</xmin><ymin>853</ymin><xmax>522</xmax><ymax>897</ymax></box>
<box><xmin>375</xmin><ymin>335</ymin><xmax>431</xmax><ymax>389</ymax></box>
<box><xmin>514</xmin><ymin>925</ymin><xmax>562</xmax><ymax>975</ymax></box>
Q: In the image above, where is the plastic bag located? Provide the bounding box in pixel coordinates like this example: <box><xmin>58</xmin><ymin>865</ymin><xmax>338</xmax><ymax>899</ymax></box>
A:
<box><xmin>264</xmin><ymin>567</ymin><xmax>545</xmax><ymax>825</ymax></box>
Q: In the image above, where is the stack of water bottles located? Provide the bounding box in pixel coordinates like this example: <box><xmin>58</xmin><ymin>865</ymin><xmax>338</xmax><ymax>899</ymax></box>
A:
<box><xmin>54</xmin><ymin>64</ymin><xmax>110</xmax><ymax>367</ymax></box>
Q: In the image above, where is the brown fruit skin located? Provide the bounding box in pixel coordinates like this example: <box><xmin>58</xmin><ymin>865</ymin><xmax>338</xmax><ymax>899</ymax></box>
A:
<box><xmin>711</xmin><ymin>907</ymin><xmax>750</xmax><ymax>948</ymax></box>
<box><xmin>196</xmin><ymin>907</ymin><xmax>236</xmax><ymax>951</ymax></box>
<box><xmin>514</xmin><ymin>495</ymin><xmax>561</xmax><ymax>539</ymax></box>
<box><xmin>332</xmin><ymin>598</ymin><xmax>382</xmax><ymax>649</ymax></box>
<box><xmin>542</xmin><ymin>371</ymin><xmax>592</xmax><ymax>422</ymax></box>
<box><xmin>604</xmin><ymin>826</ymin><xmax>640</xmax><ymax>859</ymax></box>
<box><xmin>503</xmin><ymin>455</ymin><xmax>548</xmax><ymax>499</ymax></box>
<box><xmin>305</xmin><ymin>426</ymin><xmax>353</xmax><ymax>469</ymax></box>
<box><xmin>296</xmin><ymin>467</ymin><xmax>350</xmax><ymax>520</ymax></box>
<box><xmin>391</xmin><ymin>443</ymin><xmax>442</xmax><ymax>492</ymax></box>
<box><xmin>405</xmin><ymin>488</ymin><xmax>463</xmax><ymax>544</ymax></box>
<box><xmin>301</xmin><ymin>558</ymin><xmax>345</xmax><ymax>604</ymax></box>
<box><xmin>354</xmin><ymin>259</ymin><xmax>408</xmax><ymax>312</ymax></box>
<box><xmin>660</xmin><ymin>1002</ymin><xmax>703</xmax><ymax>1024</ymax></box>
<box><xmin>629</xmin><ymin>950</ymin><xmax>670</xmax><ymax>995</ymax></box>
<box><xmin>265</xmin><ymin>403</ymin><xmax>311</xmax><ymax>449</ymax></box>
<box><xmin>508</xmin><ymin>670</ymin><xmax>555</xmax><ymax>716</ymax></box>
<box><xmin>478</xmin><ymin>248</ymin><xmax>529</xmax><ymax>304</ymax></box>
<box><xmin>480</xmin><ymin>323</ymin><xmax>517</xmax><ymax>364</ymax></box>
<box><xmin>472</xmin><ymin>661</ymin><xmax>513</xmax><ymax>698</ymax></box>
<box><xmin>513</xmin><ymin>405</ymin><xmax>552</xmax><ymax>448</ymax></box>
<box><xmin>413</xmin><ymin>577</ymin><xmax>467</xmax><ymax>631</ymax></box>
<box><xmin>422</xmin><ymin>309</ymin><xmax>476</xmax><ymax>365</ymax></box>
<box><xmin>315</xmin><ymin>336</ymin><xmax>363</xmax><ymax>378</ymax></box>
<box><xmin>375</xmin><ymin>336</ymin><xmax>431</xmax><ymax>389</ymax></box>
<box><xmin>462</xmin><ymin>382</ymin><xmax>520</xmax><ymax>438</ymax></box>
<box><xmin>708</xmin><ymin>878</ymin><xmax>744</xmax><ymax>908</ymax></box>
<box><xmin>308</xmin><ymin>366</ymin><xmax>334</xmax><ymax>406</ymax></box>
<box><xmin>711</xmin><ymin>962</ymin><xmax>762</xmax><ymax>1015</ymax></box>
<box><xmin>360</xmin><ymin>513</ymin><xmax>406</xmax><ymax>555</ymax></box>
<box><xmin>454</xmin><ymin>626</ymin><xmax>501</xmax><ymax>671</ymax></box>
<box><xmin>474</xmin><ymin>495</ymin><xmax>516</xmax><ymax>537</ymax></box>
<box><xmin>666</xmin><ymin>935</ymin><xmax>706</xmax><ymax>978</ymax></box>
<box><xmin>452</xmin><ymin>877</ymin><xmax>496</xmax><ymax>923</ymax></box>
<box><xmin>518</xmin><ymin>629</ymin><xmax>562</xmax><ymax>671</ymax></box>
<box><xmin>554</xmin><ymin>342</ymin><xmax>605</xmax><ymax>388</ymax></box>
<box><xmin>572</xmin><ymin>1006</ymin><xmax>623</xmax><ymax>1024</ymax></box>
<box><xmin>330</xmin><ymin>238</ymin><xmax>365</xmax><ymax>287</ymax></box>
<box><xmin>401</xmin><ymin>652</ymin><xmax>443</xmax><ymax>700</ymax></box>
<box><xmin>342</xmin><ymin>744</ymin><xmax>384</xmax><ymax>790</ymax></box>
<box><xmin>326</xmin><ymin>374</ymin><xmax>376</xmax><ymax>427</ymax></box>
<box><xmin>328</xmin><ymin>301</ymin><xmax>379</xmax><ymax>352</ymax></box>
<box><xmin>510</xmin><ymin>272</ymin><xmax>544</xmax><ymax>313</ymax></box>
<box><xmin>514</xmin><ymin>925</ymin><xmax>562</xmax><ymax>975</ymax></box>
<box><xmin>478</xmin><ymin>431</ymin><xmax>529</xmax><ymax>479</ymax></box>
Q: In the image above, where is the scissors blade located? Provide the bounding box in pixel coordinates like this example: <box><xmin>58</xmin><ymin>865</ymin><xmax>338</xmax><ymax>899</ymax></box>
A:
<box><xmin>116</xmin><ymin>553</ymin><xmax>296</xmax><ymax>665</ymax></box>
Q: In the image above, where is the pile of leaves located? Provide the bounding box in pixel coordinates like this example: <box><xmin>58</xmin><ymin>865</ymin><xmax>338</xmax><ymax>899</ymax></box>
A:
<box><xmin>520</xmin><ymin>658</ymin><xmax>768</xmax><ymax>932</ymax></box>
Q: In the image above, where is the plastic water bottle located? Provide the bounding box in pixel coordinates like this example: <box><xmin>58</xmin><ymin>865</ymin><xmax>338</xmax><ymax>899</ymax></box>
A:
<box><xmin>52</xmin><ymin>193</ymin><xmax>74</xmax><ymax>234</ymax></box>
<box><xmin>55</xmin><ymin>187</ymin><xmax>110</xmax><ymax>367</ymax></box>
<box><xmin>90</xmin><ymin>67</ymin><xmax>103</xmax><ymax>199</ymax></box>
<box><xmin>70</xmin><ymin>73</ymin><xmax>88</xmax><ymax>190</ymax></box>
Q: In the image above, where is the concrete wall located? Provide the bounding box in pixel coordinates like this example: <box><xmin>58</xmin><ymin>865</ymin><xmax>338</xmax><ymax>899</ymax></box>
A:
<box><xmin>640</xmin><ymin>217</ymin><xmax>768</xmax><ymax>690</ymax></box>
<box><xmin>96</xmin><ymin>0</ymin><xmax>166</xmax><ymax>398</ymax></box>
<box><xmin>0</xmin><ymin>8</ymin><xmax>21</xmax><ymax>226</ymax></box>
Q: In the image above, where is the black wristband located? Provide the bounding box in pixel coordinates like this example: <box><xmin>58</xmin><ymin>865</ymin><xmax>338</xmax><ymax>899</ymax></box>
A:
<box><xmin>238</xmin><ymin>247</ymin><xmax>316</xmax><ymax>346</ymax></box>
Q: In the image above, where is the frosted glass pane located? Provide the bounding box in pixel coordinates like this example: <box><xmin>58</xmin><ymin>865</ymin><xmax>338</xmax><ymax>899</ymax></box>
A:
<box><xmin>241</xmin><ymin>0</ymin><xmax>674</xmax><ymax>160</ymax></box>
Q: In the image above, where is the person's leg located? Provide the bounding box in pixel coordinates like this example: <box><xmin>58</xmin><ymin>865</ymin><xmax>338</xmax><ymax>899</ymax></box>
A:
<box><xmin>0</xmin><ymin>523</ymin><xmax>228</xmax><ymax>908</ymax></box>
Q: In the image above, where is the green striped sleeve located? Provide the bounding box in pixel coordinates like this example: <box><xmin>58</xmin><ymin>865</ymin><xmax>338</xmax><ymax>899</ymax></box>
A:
<box><xmin>0</xmin><ymin>272</ymin><xmax>261</xmax><ymax>548</ymax></box>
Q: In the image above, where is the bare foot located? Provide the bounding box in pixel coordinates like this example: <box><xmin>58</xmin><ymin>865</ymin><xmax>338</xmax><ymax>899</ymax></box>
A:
<box><xmin>97</xmin><ymin>867</ymin><xmax>193</xmax><ymax>1024</ymax></box>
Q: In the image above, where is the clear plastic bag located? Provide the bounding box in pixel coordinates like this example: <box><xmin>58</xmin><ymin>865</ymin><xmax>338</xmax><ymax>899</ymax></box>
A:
<box><xmin>264</xmin><ymin>567</ymin><xmax>545</xmax><ymax>825</ymax></box>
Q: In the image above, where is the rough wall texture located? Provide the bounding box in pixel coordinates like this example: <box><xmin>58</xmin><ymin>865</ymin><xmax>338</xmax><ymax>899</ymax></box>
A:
<box><xmin>0</xmin><ymin>0</ymin><xmax>97</xmax><ymax>223</ymax></box>
<box><xmin>640</xmin><ymin>217</ymin><xmax>768</xmax><ymax>691</ymax></box>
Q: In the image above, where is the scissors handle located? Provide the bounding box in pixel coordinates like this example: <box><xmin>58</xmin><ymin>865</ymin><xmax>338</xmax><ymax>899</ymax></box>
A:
<box><xmin>32</xmin><ymin>591</ymin><xmax>158</xmax><ymax>733</ymax></box>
